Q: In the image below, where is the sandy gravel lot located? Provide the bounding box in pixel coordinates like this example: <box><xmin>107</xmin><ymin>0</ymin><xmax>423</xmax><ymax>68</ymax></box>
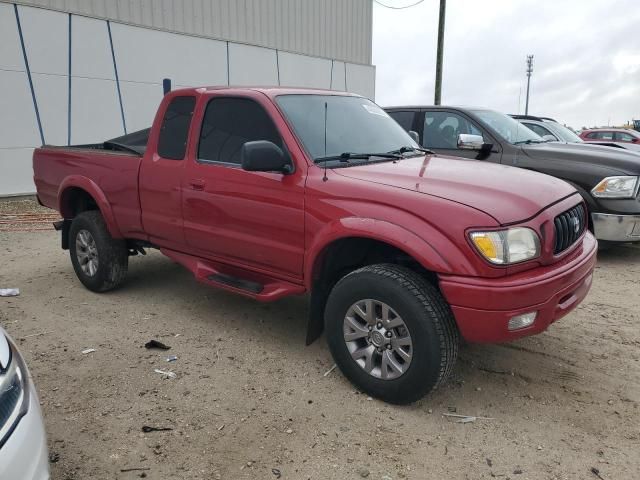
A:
<box><xmin>1</xmin><ymin>199</ymin><xmax>639</xmax><ymax>480</ymax></box>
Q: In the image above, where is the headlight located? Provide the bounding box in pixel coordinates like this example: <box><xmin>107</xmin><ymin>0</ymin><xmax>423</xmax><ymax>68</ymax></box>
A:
<box><xmin>470</xmin><ymin>227</ymin><xmax>540</xmax><ymax>265</ymax></box>
<box><xmin>0</xmin><ymin>335</ymin><xmax>29</xmax><ymax>449</ymax></box>
<box><xmin>591</xmin><ymin>176</ymin><xmax>639</xmax><ymax>198</ymax></box>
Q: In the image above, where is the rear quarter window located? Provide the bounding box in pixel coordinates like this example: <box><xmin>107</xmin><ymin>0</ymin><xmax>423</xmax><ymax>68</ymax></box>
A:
<box><xmin>157</xmin><ymin>96</ymin><xmax>196</xmax><ymax>160</ymax></box>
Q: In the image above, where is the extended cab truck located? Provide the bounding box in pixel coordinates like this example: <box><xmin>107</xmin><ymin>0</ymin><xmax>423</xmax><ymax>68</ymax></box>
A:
<box><xmin>34</xmin><ymin>87</ymin><xmax>597</xmax><ymax>404</ymax></box>
<box><xmin>386</xmin><ymin>106</ymin><xmax>640</xmax><ymax>247</ymax></box>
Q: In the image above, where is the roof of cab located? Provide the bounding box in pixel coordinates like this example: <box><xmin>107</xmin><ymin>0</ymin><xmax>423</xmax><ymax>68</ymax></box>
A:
<box><xmin>169</xmin><ymin>85</ymin><xmax>363</xmax><ymax>99</ymax></box>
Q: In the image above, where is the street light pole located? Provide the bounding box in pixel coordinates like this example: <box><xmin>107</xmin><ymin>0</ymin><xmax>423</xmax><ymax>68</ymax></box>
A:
<box><xmin>525</xmin><ymin>54</ymin><xmax>534</xmax><ymax>115</ymax></box>
<box><xmin>434</xmin><ymin>0</ymin><xmax>446</xmax><ymax>105</ymax></box>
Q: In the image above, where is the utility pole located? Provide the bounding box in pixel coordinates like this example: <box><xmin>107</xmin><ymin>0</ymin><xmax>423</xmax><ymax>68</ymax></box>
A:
<box><xmin>434</xmin><ymin>0</ymin><xmax>446</xmax><ymax>105</ymax></box>
<box><xmin>525</xmin><ymin>54</ymin><xmax>534</xmax><ymax>115</ymax></box>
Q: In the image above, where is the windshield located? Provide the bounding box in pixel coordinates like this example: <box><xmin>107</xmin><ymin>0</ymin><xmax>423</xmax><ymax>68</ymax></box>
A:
<box><xmin>544</xmin><ymin>122</ymin><xmax>583</xmax><ymax>143</ymax></box>
<box><xmin>276</xmin><ymin>95</ymin><xmax>418</xmax><ymax>161</ymax></box>
<box><xmin>471</xmin><ymin>109</ymin><xmax>542</xmax><ymax>144</ymax></box>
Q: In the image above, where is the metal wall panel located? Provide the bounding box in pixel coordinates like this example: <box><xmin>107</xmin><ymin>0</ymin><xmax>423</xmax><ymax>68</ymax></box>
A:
<box><xmin>19</xmin><ymin>5</ymin><xmax>68</xmax><ymax>144</ymax></box>
<box><xmin>0</xmin><ymin>148</ymin><xmax>35</xmax><ymax>195</ymax></box>
<box><xmin>278</xmin><ymin>50</ymin><xmax>332</xmax><ymax>89</ymax></box>
<box><xmin>9</xmin><ymin>0</ymin><xmax>373</xmax><ymax>64</ymax></box>
<box><xmin>0</xmin><ymin>1</ymin><xmax>376</xmax><ymax>195</ymax></box>
<box><xmin>228</xmin><ymin>43</ymin><xmax>279</xmax><ymax>86</ymax></box>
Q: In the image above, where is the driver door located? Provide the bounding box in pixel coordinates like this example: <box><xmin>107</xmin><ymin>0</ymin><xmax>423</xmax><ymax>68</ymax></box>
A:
<box><xmin>421</xmin><ymin>110</ymin><xmax>502</xmax><ymax>163</ymax></box>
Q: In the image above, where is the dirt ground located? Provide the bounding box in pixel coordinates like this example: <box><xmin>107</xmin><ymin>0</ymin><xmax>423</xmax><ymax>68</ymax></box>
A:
<box><xmin>1</xmin><ymin>199</ymin><xmax>639</xmax><ymax>480</ymax></box>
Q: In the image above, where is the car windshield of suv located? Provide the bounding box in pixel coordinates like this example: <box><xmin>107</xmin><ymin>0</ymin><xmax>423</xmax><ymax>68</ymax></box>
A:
<box><xmin>544</xmin><ymin>122</ymin><xmax>583</xmax><ymax>143</ymax></box>
<box><xmin>471</xmin><ymin>109</ymin><xmax>543</xmax><ymax>144</ymax></box>
<box><xmin>276</xmin><ymin>94</ymin><xmax>420</xmax><ymax>163</ymax></box>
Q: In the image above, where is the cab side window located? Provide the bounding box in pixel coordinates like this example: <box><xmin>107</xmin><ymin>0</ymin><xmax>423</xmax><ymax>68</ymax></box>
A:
<box><xmin>423</xmin><ymin>111</ymin><xmax>483</xmax><ymax>149</ymax></box>
<box><xmin>388</xmin><ymin>111</ymin><xmax>415</xmax><ymax>132</ymax></box>
<box><xmin>614</xmin><ymin>131</ymin><xmax>634</xmax><ymax>142</ymax></box>
<box><xmin>157</xmin><ymin>96</ymin><xmax>196</xmax><ymax>160</ymax></box>
<box><xmin>594</xmin><ymin>131</ymin><xmax>614</xmax><ymax>140</ymax></box>
<box><xmin>198</xmin><ymin>97</ymin><xmax>282</xmax><ymax>165</ymax></box>
<box><xmin>525</xmin><ymin>123</ymin><xmax>554</xmax><ymax>139</ymax></box>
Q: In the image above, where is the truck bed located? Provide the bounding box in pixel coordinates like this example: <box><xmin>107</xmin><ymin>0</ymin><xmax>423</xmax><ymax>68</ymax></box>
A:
<box><xmin>33</xmin><ymin>137</ymin><xmax>145</xmax><ymax>237</ymax></box>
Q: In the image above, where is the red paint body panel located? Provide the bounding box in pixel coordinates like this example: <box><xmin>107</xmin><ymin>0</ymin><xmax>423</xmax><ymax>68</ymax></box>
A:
<box><xmin>32</xmin><ymin>86</ymin><xmax>598</xmax><ymax>343</ymax></box>
<box><xmin>441</xmin><ymin>232</ymin><xmax>596</xmax><ymax>342</ymax></box>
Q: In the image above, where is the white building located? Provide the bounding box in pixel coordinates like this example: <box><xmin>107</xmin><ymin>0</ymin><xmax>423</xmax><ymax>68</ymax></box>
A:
<box><xmin>0</xmin><ymin>0</ymin><xmax>375</xmax><ymax>195</ymax></box>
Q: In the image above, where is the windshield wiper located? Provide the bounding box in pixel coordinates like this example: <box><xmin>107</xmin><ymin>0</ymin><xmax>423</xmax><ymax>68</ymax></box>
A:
<box><xmin>514</xmin><ymin>139</ymin><xmax>544</xmax><ymax>145</ymax></box>
<box><xmin>387</xmin><ymin>145</ymin><xmax>435</xmax><ymax>155</ymax></box>
<box><xmin>313</xmin><ymin>151</ymin><xmax>403</xmax><ymax>164</ymax></box>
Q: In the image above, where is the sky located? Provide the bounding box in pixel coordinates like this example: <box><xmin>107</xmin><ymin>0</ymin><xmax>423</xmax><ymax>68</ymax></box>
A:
<box><xmin>372</xmin><ymin>0</ymin><xmax>640</xmax><ymax>129</ymax></box>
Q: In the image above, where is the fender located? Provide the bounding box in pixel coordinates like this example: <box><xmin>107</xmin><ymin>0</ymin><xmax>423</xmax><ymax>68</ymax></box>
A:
<box><xmin>58</xmin><ymin>175</ymin><xmax>124</xmax><ymax>239</ymax></box>
<box><xmin>304</xmin><ymin>216</ymin><xmax>478</xmax><ymax>289</ymax></box>
<box><xmin>303</xmin><ymin>217</ymin><xmax>476</xmax><ymax>345</ymax></box>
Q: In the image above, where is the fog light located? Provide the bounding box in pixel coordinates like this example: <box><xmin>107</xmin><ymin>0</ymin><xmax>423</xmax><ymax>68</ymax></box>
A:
<box><xmin>508</xmin><ymin>311</ymin><xmax>537</xmax><ymax>331</ymax></box>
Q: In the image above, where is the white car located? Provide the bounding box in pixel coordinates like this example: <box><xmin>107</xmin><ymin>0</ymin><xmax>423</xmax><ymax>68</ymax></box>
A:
<box><xmin>0</xmin><ymin>327</ymin><xmax>50</xmax><ymax>479</ymax></box>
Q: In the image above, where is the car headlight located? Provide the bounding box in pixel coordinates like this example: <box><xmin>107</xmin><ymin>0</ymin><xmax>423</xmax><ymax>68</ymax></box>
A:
<box><xmin>470</xmin><ymin>227</ymin><xmax>540</xmax><ymax>265</ymax></box>
<box><xmin>591</xmin><ymin>176</ymin><xmax>639</xmax><ymax>198</ymax></box>
<box><xmin>0</xmin><ymin>334</ymin><xmax>30</xmax><ymax>449</ymax></box>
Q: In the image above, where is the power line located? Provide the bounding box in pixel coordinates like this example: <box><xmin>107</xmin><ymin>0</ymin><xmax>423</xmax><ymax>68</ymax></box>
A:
<box><xmin>373</xmin><ymin>0</ymin><xmax>425</xmax><ymax>10</ymax></box>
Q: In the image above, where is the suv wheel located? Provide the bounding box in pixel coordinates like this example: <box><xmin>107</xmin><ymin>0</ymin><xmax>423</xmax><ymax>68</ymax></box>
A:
<box><xmin>69</xmin><ymin>210</ymin><xmax>128</xmax><ymax>292</ymax></box>
<box><xmin>324</xmin><ymin>264</ymin><xmax>459</xmax><ymax>404</ymax></box>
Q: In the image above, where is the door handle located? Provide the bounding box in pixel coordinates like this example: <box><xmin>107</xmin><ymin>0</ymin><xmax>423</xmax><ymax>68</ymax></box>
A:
<box><xmin>189</xmin><ymin>179</ymin><xmax>205</xmax><ymax>191</ymax></box>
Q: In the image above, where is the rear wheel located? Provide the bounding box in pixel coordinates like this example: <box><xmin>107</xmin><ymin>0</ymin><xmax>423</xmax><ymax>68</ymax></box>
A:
<box><xmin>324</xmin><ymin>264</ymin><xmax>459</xmax><ymax>404</ymax></box>
<box><xmin>69</xmin><ymin>211</ymin><xmax>128</xmax><ymax>292</ymax></box>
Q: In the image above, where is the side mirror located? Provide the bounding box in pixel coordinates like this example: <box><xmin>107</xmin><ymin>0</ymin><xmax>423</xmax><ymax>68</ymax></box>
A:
<box><xmin>241</xmin><ymin>141</ymin><xmax>292</xmax><ymax>174</ymax></box>
<box><xmin>408</xmin><ymin>130</ymin><xmax>420</xmax><ymax>144</ymax></box>
<box><xmin>542</xmin><ymin>134</ymin><xmax>557</xmax><ymax>142</ymax></box>
<box><xmin>457</xmin><ymin>134</ymin><xmax>485</xmax><ymax>150</ymax></box>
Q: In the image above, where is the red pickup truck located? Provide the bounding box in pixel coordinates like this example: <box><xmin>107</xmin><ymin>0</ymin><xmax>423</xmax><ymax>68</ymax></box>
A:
<box><xmin>33</xmin><ymin>87</ymin><xmax>597</xmax><ymax>403</ymax></box>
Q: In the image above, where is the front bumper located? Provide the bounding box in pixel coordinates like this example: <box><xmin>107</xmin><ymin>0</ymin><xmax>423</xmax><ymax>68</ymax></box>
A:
<box><xmin>591</xmin><ymin>213</ymin><xmax>640</xmax><ymax>242</ymax></box>
<box><xmin>439</xmin><ymin>232</ymin><xmax>597</xmax><ymax>343</ymax></box>
<box><xmin>0</xmin><ymin>387</ymin><xmax>50</xmax><ymax>480</ymax></box>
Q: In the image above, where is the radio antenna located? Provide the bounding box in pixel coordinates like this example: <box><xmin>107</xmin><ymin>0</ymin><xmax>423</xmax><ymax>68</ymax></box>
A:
<box><xmin>322</xmin><ymin>101</ymin><xmax>328</xmax><ymax>182</ymax></box>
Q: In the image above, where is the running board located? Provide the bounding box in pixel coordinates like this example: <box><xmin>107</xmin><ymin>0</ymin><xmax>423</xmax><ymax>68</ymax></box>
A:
<box><xmin>161</xmin><ymin>248</ymin><xmax>305</xmax><ymax>302</ymax></box>
<box><xmin>206</xmin><ymin>273</ymin><xmax>263</xmax><ymax>294</ymax></box>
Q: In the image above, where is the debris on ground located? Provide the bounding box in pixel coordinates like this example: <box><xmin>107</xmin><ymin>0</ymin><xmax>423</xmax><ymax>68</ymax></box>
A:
<box><xmin>0</xmin><ymin>288</ymin><xmax>20</xmax><ymax>297</ymax></box>
<box><xmin>154</xmin><ymin>369</ymin><xmax>176</xmax><ymax>379</ymax></box>
<box><xmin>49</xmin><ymin>452</ymin><xmax>60</xmax><ymax>463</ymax></box>
<box><xmin>141</xmin><ymin>425</ymin><xmax>173</xmax><ymax>433</ymax></box>
<box><xmin>591</xmin><ymin>467</ymin><xmax>606</xmax><ymax>479</ymax></box>
<box><xmin>81</xmin><ymin>348</ymin><xmax>96</xmax><ymax>355</ymax></box>
<box><xmin>357</xmin><ymin>467</ymin><xmax>370</xmax><ymax>478</ymax></box>
<box><xmin>145</xmin><ymin>340</ymin><xmax>171</xmax><ymax>350</ymax></box>
<box><xmin>166</xmin><ymin>355</ymin><xmax>178</xmax><ymax>362</ymax></box>
<box><xmin>120</xmin><ymin>467</ymin><xmax>151</xmax><ymax>473</ymax></box>
<box><xmin>442</xmin><ymin>413</ymin><xmax>494</xmax><ymax>423</ymax></box>
<box><xmin>323</xmin><ymin>364</ymin><xmax>337</xmax><ymax>377</ymax></box>
<box><xmin>271</xmin><ymin>468</ymin><xmax>282</xmax><ymax>478</ymax></box>
<box><xmin>21</xmin><ymin>331</ymin><xmax>51</xmax><ymax>339</ymax></box>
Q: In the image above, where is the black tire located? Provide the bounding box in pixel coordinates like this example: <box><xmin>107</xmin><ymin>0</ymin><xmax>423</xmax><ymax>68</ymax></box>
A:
<box><xmin>324</xmin><ymin>264</ymin><xmax>459</xmax><ymax>404</ymax></box>
<box><xmin>69</xmin><ymin>210</ymin><xmax>128</xmax><ymax>292</ymax></box>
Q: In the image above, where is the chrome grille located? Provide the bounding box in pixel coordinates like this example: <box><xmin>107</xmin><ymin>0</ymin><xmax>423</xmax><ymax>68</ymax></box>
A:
<box><xmin>554</xmin><ymin>204</ymin><xmax>586</xmax><ymax>254</ymax></box>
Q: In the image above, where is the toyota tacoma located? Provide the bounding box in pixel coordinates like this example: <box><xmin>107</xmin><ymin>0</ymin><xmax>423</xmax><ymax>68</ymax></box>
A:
<box><xmin>33</xmin><ymin>87</ymin><xmax>597</xmax><ymax>404</ymax></box>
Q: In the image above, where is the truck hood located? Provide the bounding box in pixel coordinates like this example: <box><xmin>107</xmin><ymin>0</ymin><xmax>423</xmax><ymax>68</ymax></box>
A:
<box><xmin>522</xmin><ymin>142</ymin><xmax>640</xmax><ymax>175</ymax></box>
<box><xmin>333</xmin><ymin>155</ymin><xmax>577</xmax><ymax>225</ymax></box>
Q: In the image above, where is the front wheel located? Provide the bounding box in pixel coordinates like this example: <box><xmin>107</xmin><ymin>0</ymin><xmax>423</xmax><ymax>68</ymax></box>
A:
<box><xmin>324</xmin><ymin>264</ymin><xmax>459</xmax><ymax>404</ymax></box>
<box><xmin>69</xmin><ymin>210</ymin><xmax>128</xmax><ymax>292</ymax></box>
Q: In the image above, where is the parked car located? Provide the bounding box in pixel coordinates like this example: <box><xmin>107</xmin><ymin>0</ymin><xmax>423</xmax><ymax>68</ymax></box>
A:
<box><xmin>0</xmin><ymin>327</ymin><xmax>50</xmax><ymax>479</ymax></box>
<box><xmin>585</xmin><ymin>141</ymin><xmax>640</xmax><ymax>154</ymax></box>
<box><xmin>580</xmin><ymin>128</ymin><xmax>640</xmax><ymax>144</ymax></box>
<box><xmin>510</xmin><ymin>115</ymin><xmax>584</xmax><ymax>143</ymax></box>
<box><xmin>386</xmin><ymin>105</ymin><xmax>640</xmax><ymax>247</ymax></box>
<box><xmin>34</xmin><ymin>87</ymin><xmax>597</xmax><ymax>404</ymax></box>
